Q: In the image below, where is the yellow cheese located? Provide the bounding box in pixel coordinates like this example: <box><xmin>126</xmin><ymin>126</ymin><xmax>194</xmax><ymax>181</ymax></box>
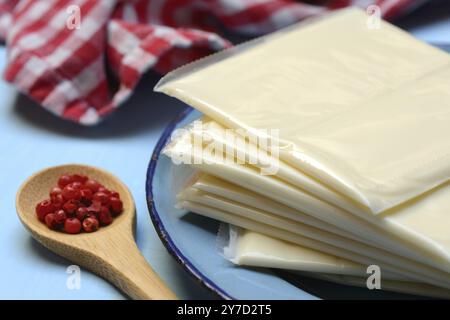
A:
<box><xmin>220</xmin><ymin>225</ymin><xmax>405</xmax><ymax>280</ymax></box>
<box><xmin>156</xmin><ymin>8</ymin><xmax>450</xmax><ymax>214</ymax></box>
<box><xmin>163</xmin><ymin>128</ymin><xmax>450</xmax><ymax>273</ymax></box>
<box><xmin>225</xmin><ymin>228</ymin><xmax>450</xmax><ymax>298</ymax></box>
<box><xmin>178</xmin><ymin>199</ymin><xmax>450</xmax><ymax>289</ymax></box>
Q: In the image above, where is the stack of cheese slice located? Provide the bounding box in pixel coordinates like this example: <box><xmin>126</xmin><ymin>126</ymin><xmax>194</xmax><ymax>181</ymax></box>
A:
<box><xmin>156</xmin><ymin>8</ymin><xmax>450</xmax><ymax>298</ymax></box>
<box><xmin>219</xmin><ymin>225</ymin><xmax>450</xmax><ymax>299</ymax></box>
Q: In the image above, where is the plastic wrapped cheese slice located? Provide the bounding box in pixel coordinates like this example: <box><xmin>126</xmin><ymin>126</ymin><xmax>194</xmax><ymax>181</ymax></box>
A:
<box><xmin>193</xmin><ymin>118</ymin><xmax>364</xmax><ymax>216</ymax></box>
<box><xmin>220</xmin><ymin>226</ymin><xmax>450</xmax><ymax>298</ymax></box>
<box><xmin>189</xmin><ymin>174</ymin><xmax>379</xmax><ymax>244</ymax></box>
<box><xmin>190</xmin><ymin>169</ymin><xmax>450</xmax><ymax>277</ymax></box>
<box><xmin>155</xmin><ymin>8</ymin><xmax>450</xmax><ymax>214</ymax></box>
<box><xmin>218</xmin><ymin>225</ymin><xmax>450</xmax><ymax>299</ymax></box>
<box><xmin>178</xmin><ymin>199</ymin><xmax>450</xmax><ymax>289</ymax></box>
<box><xmin>191</xmin><ymin>118</ymin><xmax>450</xmax><ymax>268</ymax></box>
<box><xmin>163</xmin><ymin>127</ymin><xmax>450</xmax><ymax>274</ymax></box>
<box><xmin>177</xmin><ymin>186</ymin><xmax>450</xmax><ymax>288</ymax></box>
<box><xmin>304</xmin><ymin>273</ymin><xmax>450</xmax><ymax>299</ymax></box>
<box><xmin>218</xmin><ymin>224</ymin><xmax>405</xmax><ymax>281</ymax></box>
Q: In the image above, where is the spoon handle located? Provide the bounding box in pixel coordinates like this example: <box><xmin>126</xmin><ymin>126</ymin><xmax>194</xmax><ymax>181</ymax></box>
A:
<box><xmin>95</xmin><ymin>237</ymin><xmax>177</xmax><ymax>300</ymax></box>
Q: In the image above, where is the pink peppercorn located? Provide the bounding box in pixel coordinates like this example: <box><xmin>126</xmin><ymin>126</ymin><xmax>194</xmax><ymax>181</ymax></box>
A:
<box><xmin>45</xmin><ymin>213</ymin><xmax>59</xmax><ymax>230</ymax></box>
<box><xmin>58</xmin><ymin>174</ymin><xmax>74</xmax><ymax>188</ymax></box>
<box><xmin>82</xmin><ymin>217</ymin><xmax>99</xmax><ymax>233</ymax></box>
<box><xmin>76</xmin><ymin>207</ymin><xmax>89</xmax><ymax>221</ymax></box>
<box><xmin>63</xmin><ymin>199</ymin><xmax>78</xmax><ymax>215</ymax></box>
<box><xmin>54</xmin><ymin>210</ymin><xmax>67</xmax><ymax>226</ymax></box>
<box><xmin>64</xmin><ymin>218</ymin><xmax>81</xmax><ymax>234</ymax></box>
<box><xmin>37</xmin><ymin>174</ymin><xmax>123</xmax><ymax>234</ymax></box>
<box><xmin>109</xmin><ymin>197</ymin><xmax>123</xmax><ymax>216</ymax></box>
<box><xmin>36</xmin><ymin>199</ymin><xmax>54</xmax><ymax>222</ymax></box>
<box><xmin>98</xmin><ymin>206</ymin><xmax>113</xmax><ymax>226</ymax></box>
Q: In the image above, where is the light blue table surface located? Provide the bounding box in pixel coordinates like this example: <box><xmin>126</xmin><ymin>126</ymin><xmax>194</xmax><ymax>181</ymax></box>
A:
<box><xmin>1</xmin><ymin>2</ymin><xmax>449</xmax><ymax>299</ymax></box>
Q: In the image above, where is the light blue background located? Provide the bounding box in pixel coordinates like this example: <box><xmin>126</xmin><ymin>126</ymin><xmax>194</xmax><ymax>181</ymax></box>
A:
<box><xmin>0</xmin><ymin>2</ymin><xmax>449</xmax><ymax>299</ymax></box>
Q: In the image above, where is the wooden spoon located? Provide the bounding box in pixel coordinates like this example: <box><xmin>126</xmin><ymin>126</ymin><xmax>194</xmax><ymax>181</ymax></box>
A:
<box><xmin>16</xmin><ymin>164</ymin><xmax>177</xmax><ymax>300</ymax></box>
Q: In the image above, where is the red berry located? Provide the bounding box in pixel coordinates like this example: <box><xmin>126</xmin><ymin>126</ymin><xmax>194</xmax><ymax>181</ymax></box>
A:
<box><xmin>62</xmin><ymin>199</ymin><xmax>78</xmax><ymax>215</ymax></box>
<box><xmin>98</xmin><ymin>206</ymin><xmax>113</xmax><ymax>225</ymax></box>
<box><xmin>62</xmin><ymin>185</ymin><xmax>81</xmax><ymax>200</ymax></box>
<box><xmin>58</xmin><ymin>174</ymin><xmax>74</xmax><ymax>188</ymax></box>
<box><xmin>86</xmin><ymin>201</ymin><xmax>101</xmax><ymax>219</ymax></box>
<box><xmin>93</xmin><ymin>192</ymin><xmax>109</xmax><ymax>205</ymax></box>
<box><xmin>82</xmin><ymin>217</ymin><xmax>99</xmax><ymax>233</ymax></box>
<box><xmin>51</xmin><ymin>190</ymin><xmax>64</xmax><ymax>211</ymax></box>
<box><xmin>84</xmin><ymin>180</ymin><xmax>101</xmax><ymax>193</ymax></box>
<box><xmin>87</xmin><ymin>200</ymin><xmax>101</xmax><ymax>212</ymax></box>
<box><xmin>38</xmin><ymin>174</ymin><xmax>123</xmax><ymax>233</ymax></box>
<box><xmin>69</xmin><ymin>181</ymin><xmax>83</xmax><ymax>190</ymax></box>
<box><xmin>109</xmin><ymin>191</ymin><xmax>120</xmax><ymax>199</ymax></box>
<box><xmin>76</xmin><ymin>207</ymin><xmax>89</xmax><ymax>221</ymax></box>
<box><xmin>54</xmin><ymin>210</ymin><xmax>67</xmax><ymax>226</ymax></box>
<box><xmin>109</xmin><ymin>197</ymin><xmax>123</xmax><ymax>216</ymax></box>
<box><xmin>36</xmin><ymin>199</ymin><xmax>54</xmax><ymax>222</ymax></box>
<box><xmin>45</xmin><ymin>213</ymin><xmax>59</xmax><ymax>230</ymax></box>
<box><xmin>64</xmin><ymin>218</ymin><xmax>81</xmax><ymax>234</ymax></box>
<box><xmin>87</xmin><ymin>212</ymin><xmax>98</xmax><ymax>220</ymax></box>
<box><xmin>97</xmin><ymin>187</ymin><xmax>110</xmax><ymax>195</ymax></box>
<box><xmin>50</xmin><ymin>187</ymin><xmax>62</xmax><ymax>198</ymax></box>
<box><xmin>80</xmin><ymin>188</ymin><xmax>93</xmax><ymax>204</ymax></box>
<box><xmin>72</xmin><ymin>174</ymin><xmax>88</xmax><ymax>184</ymax></box>
<box><xmin>51</xmin><ymin>192</ymin><xmax>64</xmax><ymax>206</ymax></box>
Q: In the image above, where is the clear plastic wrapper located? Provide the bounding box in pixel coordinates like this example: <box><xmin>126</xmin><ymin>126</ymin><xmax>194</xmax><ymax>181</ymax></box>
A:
<box><xmin>156</xmin><ymin>8</ymin><xmax>450</xmax><ymax>214</ymax></box>
<box><xmin>163</xmin><ymin>124</ymin><xmax>450</xmax><ymax>275</ymax></box>
<box><xmin>216</xmin><ymin>224</ymin><xmax>404</xmax><ymax>280</ymax></box>
<box><xmin>216</xmin><ymin>225</ymin><xmax>450</xmax><ymax>298</ymax></box>
<box><xmin>178</xmin><ymin>197</ymin><xmax>450</xmax><ymax>289</ymax></box>
<box><xmin>177</xmin><ymin>184</ymin><xmax>450</xmax><ymax>288</ymax></box>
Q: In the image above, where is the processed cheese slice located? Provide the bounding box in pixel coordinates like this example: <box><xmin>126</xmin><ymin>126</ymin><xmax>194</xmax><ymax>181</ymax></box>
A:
<box><xmin>156</xmin><ymin>8</ymin><xmax>450</xmax><ymax>214</ymax></box>
<box><xmin>163</xmin><ymin>126</ymin><xmax>450</xmax><ymax>273</ymax></box>
<box><xmin>194</xmin><ymin>118</ymin><xmax>364</xmax><ymax>216</ymax></box>
<box><xmin>222</xmin><ymin>227</ymin><xmax>450</xmax><ymax>298</ymax></box>
<box><xmin>178</xmin><ymin>200</ymin><xmax>450</xmax><ymax>289</ymax></box>
<box><xmin>192</xmin><ymin>168</ymin><xmax>450</xmax><ymax>277</ymax></box>
<box><xmin>219</xmin><ymin>225</ymin><xmax>406</xmax><ymax>280</ymax></box>
<box><xmin>305</xmin><ymin>273</ymin><xmax>450</xmax><ymax>299</ymax></box>
<box><xmin>177</xmin><ymin>185</ymin><xmax>450</xmax><ymax>288</ymax></box>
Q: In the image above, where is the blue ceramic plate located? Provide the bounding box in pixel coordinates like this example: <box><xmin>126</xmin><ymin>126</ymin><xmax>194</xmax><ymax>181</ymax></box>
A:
<box><xmin>146</xmin><ymin>44</ymin><xmax>449</xmax><ymax>299</ymax></box>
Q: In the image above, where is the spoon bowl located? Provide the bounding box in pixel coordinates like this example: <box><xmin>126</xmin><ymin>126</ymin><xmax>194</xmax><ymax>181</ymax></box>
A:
<box><xmin>16</xmin><ymin>164</ymin><xmax>176</xmax><ymax>300</ymax></box>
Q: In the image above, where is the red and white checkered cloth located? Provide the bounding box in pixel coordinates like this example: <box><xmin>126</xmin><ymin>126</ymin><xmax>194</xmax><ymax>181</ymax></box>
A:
<box><xmin>0</xmin><ymin>0</ymin><xmax>428</xmax><ymax>125</ymax></box>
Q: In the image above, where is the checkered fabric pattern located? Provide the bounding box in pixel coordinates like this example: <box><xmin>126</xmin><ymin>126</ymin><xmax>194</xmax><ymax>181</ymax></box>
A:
<box><xmin>0</xmin><ymin>0</ymin><xmax>428</xmax><ymax>125</ymax></box>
